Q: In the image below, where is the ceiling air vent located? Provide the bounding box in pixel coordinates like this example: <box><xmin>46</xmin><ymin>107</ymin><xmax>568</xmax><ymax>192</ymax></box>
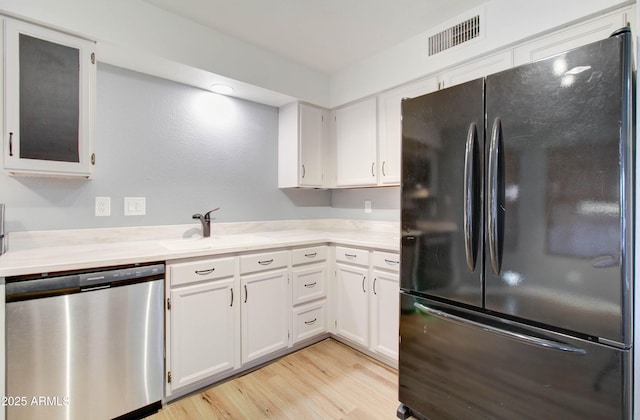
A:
<box><xmin>428</xmin><ymin>15</ymin><xmax>480</xmax><ymax>56</ymax></box>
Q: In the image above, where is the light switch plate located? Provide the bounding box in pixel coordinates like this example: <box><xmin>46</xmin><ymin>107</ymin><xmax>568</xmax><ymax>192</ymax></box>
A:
<box><xmin>364</xmin><ymin>200</ymin><xmax>372</xmax><ymax>214</ymax></box>
<box><xmin>124</xmin><ymin>197</ymin><xmax>146</xmax><ymax>216</ymax></box>
<box><xmin>95</xmin><ymin>197</ymin><xmax>111</xmax><ymax>217</ymax></box>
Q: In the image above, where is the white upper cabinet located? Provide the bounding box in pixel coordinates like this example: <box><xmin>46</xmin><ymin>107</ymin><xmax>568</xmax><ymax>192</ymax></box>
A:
<box><xmin>513</xmin><ymin>6</ymin><xmax>635</xmax><ymax>66</ymax></box>
<box><xmin>438</xmin><ymin>50</ymin><xmax>513</xmax><ymax>89</ymax></box>
<box><xmin>377</xmin><ymin>76</ymin><xmax>439</xmax><ymax>186</ymax></box>
<box><xmin>334</xmin><ymin>97</ymin><xmax>378</xmax><ymax>187</ymax></box>
<box><xmin>3</xmin><ymin>18</ymin><xmax>96</xmax><ymax>177</ymax></box>
<box><xmin>278</xmin><ymin>102</ymin><xmax>328</xmax><ymax>188</ymax></box>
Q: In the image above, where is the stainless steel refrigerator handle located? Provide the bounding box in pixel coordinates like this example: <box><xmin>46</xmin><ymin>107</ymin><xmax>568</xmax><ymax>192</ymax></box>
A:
<box><xmin>463</xmin><ymin>122</ymin><xmax>477</xmax><ymax>272</ymax></box>
<box><xmin>413</xmin><ymin>302</ymin><xmax>587</xmax><ymax>354</ymax></box>
<box><xmin>488</xmin><ymin>117</ymin><xmax>501</xmax><ymax>276</ymax></box>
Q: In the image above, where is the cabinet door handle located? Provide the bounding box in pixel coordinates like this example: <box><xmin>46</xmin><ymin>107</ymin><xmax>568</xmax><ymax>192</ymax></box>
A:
<box><xmin>382</xmin><ymin>161</ymin><xmax>386</xmax><ymax>176</ymax></box>
<box><xmin>362</xmin><ymin>276</ymin><xmax>366</xmax><ymax>293</ymax></box>
<box><xmin>304</xmin><ymin>282</ymin><xmax>317</xmax><ymax>288</ymax></box>
<box><xmin>384</xmin><ymin>259</ymin><xmax>400</xmax><ymax>265</ymax></box>
<box><xmin>304</xmin><ymin>318</ymin><xmax>317</xmax><ymax>325</ymax></box>
<box><xmin>373</xmin><ymin>278</ymin><xmax>377</xmax><ymax>295</ymax></box>
<box><xmin>345</xmin><ymin>253</ymin><xmax>357</xmax><ymax>259</ymax></box>
<box><xmin>371</xmin><ymin>162</ymin><xmax>375</xmax><ymax>177</ymax></box>
<box><xmin>8</xmin><ymin>132</ymin><xmax>13</xmax><ymax>157</ymax></box>
<box><xmin>304</xmin><ymin>252</ymin><xmax>317</xmax><ymax>258</ymax></box>
<box><xmin>195</xmin><ymin>267</ymin><xmax>215</xmax><ymax>275</ymax></box>
<box><xmin>230</xmin><ymin>288</ymin><xmax>234</xmax><ymax>307</ymax></box>
<box><xmin>302</xmin><ymin>164</ymin><xmax>306</xmax><ymax>179</ymax></box>
<box><xmin>258</xmin><ymin>259</ymin><xmax>274</xmax><ymax>266</ymax></box>
<box><xmin>244</xmin><ymin>285</ymin><xmax>248</xmax><ymax>303</ymax></box>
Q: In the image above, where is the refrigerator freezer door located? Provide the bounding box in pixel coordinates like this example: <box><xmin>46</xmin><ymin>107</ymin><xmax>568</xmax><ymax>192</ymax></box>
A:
<box><xmin>483</xmin><ymin>33</ymin><xmax>632</xmax><ymax>345</ymax></box>
<box><xmin>398</xmin><ymin>293</ymin><xmax>630</xmax><ymax>420</ymax></box>
<box><xmin>401</xmin><ymin>78</ymin><xmax>484</xmax><ymax>307</ymax></box>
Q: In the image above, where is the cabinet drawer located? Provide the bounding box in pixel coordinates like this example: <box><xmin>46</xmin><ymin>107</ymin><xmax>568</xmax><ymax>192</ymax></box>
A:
<box><xmin>240</xmin><ymin>250</ymin><xmax>289</xmax><ymax>275</ymax></box>
<box><xmin>292</xmin><ymin>245</ymin><xmax>327</xmax><ymax>266</ymax></box>
<box><xmin>292</xmin><ymin>301</ymin><xmax>327</xmax><ymax>343</ymax></box>
<box><xmin>335</xmin><ymin>246</ymin><xmax>369</xmax><ymax>266</ymax></box>
<box><xmin>169</xmin><ymin>257</ymin><xmax>235</xmax><ymax>287</ymax></box>
<box><xmin>372</xmin><ymin>251</ymin><xmax>400</xmax><ymax>272</ymax></box>
<box><xmin>292</xmin><ymin>264</ymin><xmax>327</xmax><ymax>305</ymax></box>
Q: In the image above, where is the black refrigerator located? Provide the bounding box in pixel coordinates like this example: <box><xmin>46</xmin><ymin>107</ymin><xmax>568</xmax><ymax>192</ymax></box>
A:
<box><xmin>398</xmin><ymin>28</ymin><xmax>634</xmax><ymax>420</ymax></box>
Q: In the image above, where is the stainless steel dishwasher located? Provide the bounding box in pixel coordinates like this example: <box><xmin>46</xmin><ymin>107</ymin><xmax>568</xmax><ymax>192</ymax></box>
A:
<box><xmin>5</xmin><ymin>263</ymin><xmax>165</xmax><ymax>420</ymax></box>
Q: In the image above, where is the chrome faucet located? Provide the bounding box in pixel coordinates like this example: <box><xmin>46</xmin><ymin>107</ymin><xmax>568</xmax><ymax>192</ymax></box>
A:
<box><xmin>192</xmin><ymin>208</ymin><xmax>219</xmax><ymax>238</ymax></box>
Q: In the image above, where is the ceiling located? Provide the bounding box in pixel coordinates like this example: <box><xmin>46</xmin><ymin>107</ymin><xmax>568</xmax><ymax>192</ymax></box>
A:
<box><xmin>144</xmin><ymin>0</ymin><xmax>488</xmax><ymax>74</ymax></box>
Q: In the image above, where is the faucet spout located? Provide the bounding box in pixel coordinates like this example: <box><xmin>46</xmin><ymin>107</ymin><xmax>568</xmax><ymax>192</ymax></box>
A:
<box><xmin>192</xmin><ymin>208</ymin><xmax>220</xmax><ymax>238</ymax></box>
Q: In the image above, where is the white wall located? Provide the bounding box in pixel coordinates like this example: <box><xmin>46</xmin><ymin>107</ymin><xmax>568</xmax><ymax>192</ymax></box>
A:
<box><xmin>330</xmin><ymin>0</ymin><xmax>632</xmax><ymax>106</ymax></box>
<box><xmin>331</xmin><ymin>187</ymin><xmax>399</xmax><ymax>222</ymax></box>
<box><xmin>1</xmin><ymin>64</ymin><xmax>332</xmax><ymax>232</ymax></box>
<box><xmin>0</xmin><ymin>0</ymin><xmax>329</xmax><ymax>107</ymax></box>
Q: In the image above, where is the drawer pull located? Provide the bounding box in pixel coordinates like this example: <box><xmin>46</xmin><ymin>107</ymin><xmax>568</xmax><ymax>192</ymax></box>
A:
<box><xmin>373</xmin><ymin>278</ymin><xmax>377</xmax><ymax>295</ymax></box>
<box><xmin>244</xmin><ymin>285</ymin><xmax>248</xmax><ymax>303</ymax></box>
<box><xmin>384</xmin><ymin>259</ymin><xmax>400</xmax><ymax>265</ymax></box>
<box><xmin>195</xmin><ymin>268</ymin><xmax>215</xmax><ymax>275</ymax></box>
<box><xmin>304</xmin><ymin>252</ymin><xmax>317</xmax><ymax>258</ymax></box>
<box><xmin>345</xmin><ymin>253</ymin><xmax>357</xmax><ymax>259</ymax></box>
<box><xmin>258</xmin><ymin>259</ymin><xmax>274</xmax><ymax>265</ymax></box>
<box><xmin>304</xmin><ymin>318</ymin><xmax>317</xmax><ymax>325</ymax></box>
<box><xmin>230</xmin><ymin>288</ymin><xmax>234</xmax><ymax>307</ymax></box>
<box><xmin>304</xmin><ymin>282</ymin><xmax>317</xmax><ymax>288</ymax></box>
<box><xmin>362</xmin><ymin>276</ymin><xmax>366</xmax><ymax>293</ymax></box>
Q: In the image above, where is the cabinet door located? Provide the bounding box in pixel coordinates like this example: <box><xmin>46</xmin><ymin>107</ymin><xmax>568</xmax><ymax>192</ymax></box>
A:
<box><xmin>439</xmin><ymin>50</ymin><xmax>513</xmax><ymax>89</ymax></box>
<box><xmin>299</xmin><ymin>104</ymin><xmax>324</xmax><ymax>187</ymax></box>
<box><xmin>335</xmin><ymin>97</ymin><xmax>377</xmax><ymax>187</ymax></box>
<box><xmin>169</xmin><ymin>278</ymin><xmax>237</xmax><ymax>393</ymax></box>
<box><xmin>378</xmin><ymin>76</ymin><xmax>439</xmax><ymax>185</ymax></box>
<box><xmin>513</xmin><ymin>7</ymin><xmax>634</xmax><ymax>66</ymax></box>
<box><xmin>241</xmin><ymin>269</ymin><xmax>289</xmax><ymax>363</ymax></box>
<box><xmin>335</xmin><ymin>263</ymin><xmax>369</xmax><ymax>347</ymax></box>
<box><xmin>371</xmin><ymin>270</ymin><xmax>399</xmax><ymax>361</ymax></box>
<box><xmin>4</xmin><ymin>19</ymin><xmax>95</xmax><ymax>177</ymax></box>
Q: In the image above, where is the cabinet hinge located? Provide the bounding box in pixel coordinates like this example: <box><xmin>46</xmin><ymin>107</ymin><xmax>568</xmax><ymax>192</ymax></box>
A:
<box><xmin>167</xmin><ymin>298</ymin><xmax>171</xmax><ymax>310</ymax></box>
<box><xmin>91</xmin><ymin>52</ymin><xmax>96</xmax><ymax>64</ymax></box>
<box><xmin>334</xmin><ymin>320</ymin><xmax>337</xmax><ymax>328</ymax></box>
<box><xmin>288</xmin><ymin>330</ymin><xmax>290</xmax><ymax>339</ymax></box>
<box><xmin>167</xmin><ymin>371</ymin><xmax>172</xmax><ymax>383</ymax></box>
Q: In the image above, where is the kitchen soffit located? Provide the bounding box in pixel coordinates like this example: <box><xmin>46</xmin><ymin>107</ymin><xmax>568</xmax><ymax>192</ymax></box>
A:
<box><xmin>143</xmin><ymin>0</ymin><xmax>488</xmax><ymax>74</ymax></box>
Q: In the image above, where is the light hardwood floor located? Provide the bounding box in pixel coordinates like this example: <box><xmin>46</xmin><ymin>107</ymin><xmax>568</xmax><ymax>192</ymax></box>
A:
<box><xmin>149</xmin><ymin>339</ymin><xmax>400</xmax><ymax>419</ymax></box>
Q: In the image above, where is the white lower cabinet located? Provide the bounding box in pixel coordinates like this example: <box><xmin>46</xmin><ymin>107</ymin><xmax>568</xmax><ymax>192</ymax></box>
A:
<box><xmin>335</xmin><ymin>260</ymin><xmax>370</xmax><ymax>347</ymax></box>
<box><xmin>333</xmin><ymin>247</ymin><xmax>400</xmax><ymax>364</ymax></box>
<box><xmin>166</xmin><ymin>257</ymin><xmax>239</xmax><ymax>396</ymax></box>
<box><xmin>370</xmin><ymin>251</ymin><xmax>400</xmax><ymax>361</ymax></box>
<box><xmin>291</xmin><ymin>245</ymin><xmax>328</xmax><ymax>344</ymax></box>
<box><xmin>241</xmin><ymin>266</ymin><xmax>290</xmax><ymax>364</ymax></box>
<box><xmin>164</xmin><ymin>242</ymin><xmax>398</xmax><ymax>398</ymax></box>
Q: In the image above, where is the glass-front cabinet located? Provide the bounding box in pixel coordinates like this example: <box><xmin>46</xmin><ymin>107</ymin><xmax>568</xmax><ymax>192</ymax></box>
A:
<box><xmin>3</xmin><ymin>18</ymin><xmax>96</xmax><ymax>177</ymax></box>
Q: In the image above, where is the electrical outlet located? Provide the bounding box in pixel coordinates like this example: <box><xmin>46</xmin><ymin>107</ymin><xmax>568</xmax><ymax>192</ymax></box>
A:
<box><xmin>124</xmin><ymin>197</ymin><xmax>146</xmax><ymax>216</ymax></box>
<box><xmin>95</xmin><ymin>197</ymin><xmax>111</xmax><ymax>217</ymax></box>
<box><xmin>364</xmin><ymin>200</ymin><xmax>372</xmax><ymax>214</ymax></box>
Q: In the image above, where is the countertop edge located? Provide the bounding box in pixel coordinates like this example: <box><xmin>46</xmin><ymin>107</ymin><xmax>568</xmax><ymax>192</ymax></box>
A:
<box><xmin>0</xmin><ymin>230</ymin><xmax>400</xmax><ymax>277</ymax></box>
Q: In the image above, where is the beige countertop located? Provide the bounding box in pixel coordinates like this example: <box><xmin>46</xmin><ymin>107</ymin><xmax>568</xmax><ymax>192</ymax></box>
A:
<box><xmin>0</xmin><ymin>219</ymin><xmax>400</xmax><ymax>277</ymax></box>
